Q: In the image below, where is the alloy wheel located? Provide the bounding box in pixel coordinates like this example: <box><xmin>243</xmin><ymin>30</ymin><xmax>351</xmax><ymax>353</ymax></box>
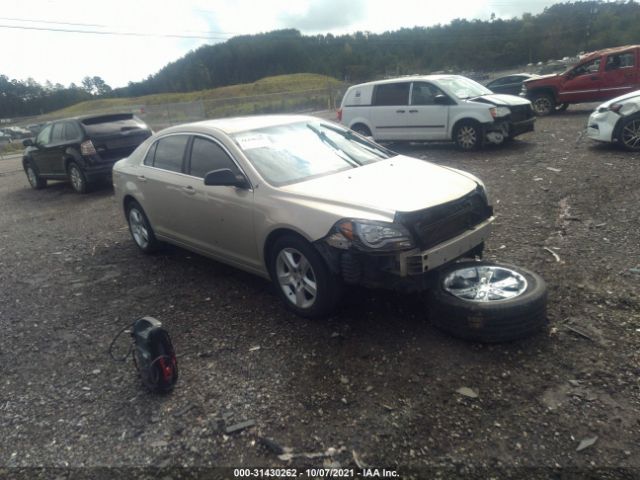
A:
<box><xmin>70</xmin><ymin>165</ymin><xmax>84</xmax><ymax>192</ymax></box>
<box><xmin>276</xmin><ymin>247</ymin><xmax>317</xmax><ymax>309</ymax></box>
<box><xmin>26</xmin><ymin>166</ymin><xmax>38</xmax><ymax>187</ymax></box>
<box><xmin>443</xmin><ymin>265</ymin><xmax>528</xmax><ymax>302</ymax></box>
<box><xmin>129</xmin><ymin>208</ymin><xmax>150</xmax><ymax>249</ymax></box>
<box><xmin>457</xmin><ymin>126</ymin><xmax>477</xmax><ymax>149</ymax></box>
<box><xmin>621</xmin><ymin>119</ymin><xmax>640</xmax><ymax>150</ymax></box>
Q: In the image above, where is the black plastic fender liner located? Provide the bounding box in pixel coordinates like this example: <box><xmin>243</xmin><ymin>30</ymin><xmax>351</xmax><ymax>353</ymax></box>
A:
<box><xmin>427</xmin><ymin>261</ymin><xmax>548</xmax><ymax>343</ymax></box>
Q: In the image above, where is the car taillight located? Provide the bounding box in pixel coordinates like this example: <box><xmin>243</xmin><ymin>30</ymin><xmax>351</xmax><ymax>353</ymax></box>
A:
<box><xmin>80</xmin><ymin>140</ymin><xmax>97</xmax><ymax>156</ymax></box>
<box><xmin>337</xmin><ymin>108</ymin><xmax>343</xmax><ymax>122</ymax></box>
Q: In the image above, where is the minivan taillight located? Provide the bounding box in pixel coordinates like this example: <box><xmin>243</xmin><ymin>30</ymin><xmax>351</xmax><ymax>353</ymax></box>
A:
<box><xmin>80</xmin><ymin>140</ymin><xmax>97</xmax><ymax>156</ymax></box>
<box><xmin>337</xmin><ymin>108</ymin><xmax>343</xmax><ymax>122</ymax></box>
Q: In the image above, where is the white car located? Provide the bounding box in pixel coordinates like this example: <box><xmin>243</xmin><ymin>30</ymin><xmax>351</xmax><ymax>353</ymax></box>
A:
<box><xmin>337</xmin><ymin>75</ymin><xmax>535</xmax><ymax>150</ymax></box>
<box><xmin>586</xmin><ymin>89</ymin><xmax>640</xmax><ymax>151</ymax></box>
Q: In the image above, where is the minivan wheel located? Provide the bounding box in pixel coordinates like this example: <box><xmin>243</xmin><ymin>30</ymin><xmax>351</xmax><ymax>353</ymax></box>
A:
<box><xmin>453</xmin><ymin>121</ymin><xmax>481</xmax><ymax>150</ymax></box>
<box><xmin>532</xmin><ymin>93</ymin><xmax>555</xmax><ymax>116</ymax></box>
<box><xmin>68</xmin><ymin>161</ymin><xmax>89</xmax><ymax>193</ymax></box>
<box><xmin>618</xmin><ymin>115</ymin><xmax>640</xmax><ymax>151</ymax></box>
<box><xmin>25</xmin><ymin>162</ymin><xmax>47</xmax><ymax>189</ymax></box>
<box><xmin>351</xmin><ymin>124</ymin><xmax>372</xmax><ymax>137</ymax></box>
<box><xmin>427</xmin><ymin>261</ymin><xmax>548</xmax><ymax>343</ymax></box>
<box><xmin>269</xmin><ymin>235</ymin><xmax>343</xmax><ymax>318</ymax></box>
<box><xmin>126</xmin><ymin>200</ymin><xmax>160</xmax><ymax>253</ymax></box>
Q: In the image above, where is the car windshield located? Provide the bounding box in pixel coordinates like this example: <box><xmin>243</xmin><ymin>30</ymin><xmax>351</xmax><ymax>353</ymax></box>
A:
<box><xmin>233</xmin><ymin>121</ymin><xmax>393</xmax><ymax>186</ymax></box>
<box><xmin>437</xmin><ymin>77</ymin><xmax>493</xmax><ymax>99</ymax></box>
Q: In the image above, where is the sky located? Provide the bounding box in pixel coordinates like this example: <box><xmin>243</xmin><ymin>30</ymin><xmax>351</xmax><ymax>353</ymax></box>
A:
<box><xmin>2</xmin><ymin>0</ymin><xmax>561</xmax><ymax>88</ymax></box>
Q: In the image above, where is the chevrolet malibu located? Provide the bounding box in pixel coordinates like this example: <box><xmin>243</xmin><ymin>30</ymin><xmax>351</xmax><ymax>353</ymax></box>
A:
<box><xmin>113</xmin><ymin>115</ymin><xmax>495</xmax><ymax>317</ymax></box>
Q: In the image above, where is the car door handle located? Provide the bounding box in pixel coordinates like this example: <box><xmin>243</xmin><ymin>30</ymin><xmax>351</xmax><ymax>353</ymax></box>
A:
<box><xmin>183</xmin><ymin>185</ymin><xmax>196</xmax><ymax>195</ymax></box>
<box><xmin>137</xmin><ymin>175</ymin><xmax>147</xmax><ymax>182</ymax></box>
<box><xmin>396</xmin><ymin>109</ymin><xmax>406</xmax><ymax>113</ymax></box>
<box><xmin>409</xmin><ymin>109</ymin><xmax>419</xmax><ymax>113</ymax></box>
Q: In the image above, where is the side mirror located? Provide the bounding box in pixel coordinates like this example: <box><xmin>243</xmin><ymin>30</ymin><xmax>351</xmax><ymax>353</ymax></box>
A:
<box><xmin>434</xmin><ymin>94</ymin><xmax>452</xmax><ymax>105</ymax></box>
<box><xmin>204</xmin><ymin>168</ymin><xmax>250</xmax><ymax>189</ymax></box>
<box><xmin>22</xmin><ymin>138</ymin><xmax>34</xmax><ymax>147</ymax></box>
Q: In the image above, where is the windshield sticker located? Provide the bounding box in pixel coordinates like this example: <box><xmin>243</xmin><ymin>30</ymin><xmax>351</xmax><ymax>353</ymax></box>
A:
<box><xmin>235</xmin><ymin>134</ymin><xmax>271</xmax><ymax>150</ymax></box>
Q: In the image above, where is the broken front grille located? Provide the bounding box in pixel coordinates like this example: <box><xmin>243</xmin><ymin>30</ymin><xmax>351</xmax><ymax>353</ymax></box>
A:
<box><xmin>510</xmin><ymin>104</ymin><xmax>534</xmax><ymax>123</ymax></box>
<box><xmin>395</xmin><ymin>188</ymin><xmax>492</xmax><ymax>250</ymax></box>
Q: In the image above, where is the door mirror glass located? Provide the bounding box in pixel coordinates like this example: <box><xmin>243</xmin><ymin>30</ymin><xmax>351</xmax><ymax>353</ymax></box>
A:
<box><xmin>434</xmin><ymin>94</ymin><xmax>452</xmax><ymax>105</ymax></box>
<box><xmin>204</xmin><ymin>168</ymin><xmax>249</xmax><ymax>188</ymax></box>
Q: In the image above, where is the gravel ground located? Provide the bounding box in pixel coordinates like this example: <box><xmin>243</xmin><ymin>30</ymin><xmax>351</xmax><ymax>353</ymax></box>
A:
<box><xmin>0</xmin><ymin>106</ymin><xmax>639</xmax><ymax>479</ymax></box>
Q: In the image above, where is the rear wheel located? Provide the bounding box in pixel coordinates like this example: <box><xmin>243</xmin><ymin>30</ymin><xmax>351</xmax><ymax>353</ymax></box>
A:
<box><xmin>618</xmin><ymin>115</ymin><xmax>640</xmax><ymax>151</ymax></box>
<box><xmin>351</xmin><ymin>124</ymin><xmax>372</xmax><ymax>137</ymax></box>
<box><xmin>68</xmin><ymin>161</ymin><xmax>89</xmax><ymax>193</ymax></box>
<box><xmin>126</xmin><ymin>200</ymin><xmax>160</xmax><ymax>253</ymax></box>
<box><xmin>531</xmin><ymin>93</ymin><xmax>555</xmax><ymax>116</ymax></box>
<box><xmin>24</xmin><ymin>162</ymin><xmax>47</xmax><ymax>189</ymax></box>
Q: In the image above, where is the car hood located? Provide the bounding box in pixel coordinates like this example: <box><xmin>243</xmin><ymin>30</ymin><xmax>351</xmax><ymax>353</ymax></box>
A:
<box><xmin>524</xmin><ymin>73</ymin><xmax>559</xmax><ymax>84</ymax></box>
<box><xmin>278</xmin><ymin>156</ymin><xmax>480</xmax><ymax>218</ymax></box>
<box><xmin>596</xmin><ymin>89</ymin><xmax>640</xmax><ymax>108</ymax></box>
<box><xmin>468</xmin><ymin>94</ymin><xmax>532</xmax><ymax>107</ymax></box>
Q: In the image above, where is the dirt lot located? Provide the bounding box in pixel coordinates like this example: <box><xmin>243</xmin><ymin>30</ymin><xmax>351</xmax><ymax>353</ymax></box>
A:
<box><xmin>0</xmin><ymin>106</ymin><xmax>638</xmax><ymax>479</ymax></box>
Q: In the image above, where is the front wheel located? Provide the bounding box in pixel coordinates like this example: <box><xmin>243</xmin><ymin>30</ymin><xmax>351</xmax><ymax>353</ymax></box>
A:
<box><xmin>531</xmin><ymin>93</ymin><xmax>555</xmax><ymax>116</ymax></box>
<box><xmin>453</xmin><ymin>121</ymin><xmax>481</xmax><ymax>150</ymax></box>
<box><xmin>269</xmin><ymin>235</ymin><xmax>343</xmax><ymax>318</ymax></box>
<box><xmin>618</xmin><ymin>115</ymin><xmax>640</xmax><ymax>151</ymax></box>
<box><xmin>24</xmin><ymin>162</ymin><xmax>47</xmax><ymax>189</ymax></box>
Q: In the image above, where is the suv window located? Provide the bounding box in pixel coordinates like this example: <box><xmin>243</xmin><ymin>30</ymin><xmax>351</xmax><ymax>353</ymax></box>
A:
<box><xmin>64</xmin><ymin>122</ymin><xmax>81</xmax><ymax>141</ymax></box>
<box><xmin>411</xmin><ymin>82</ymin><xmax>446</xmax><ymax>105</ymax></box>
<box><xmin>189</xmin><ymin>137</ymin><xmax>239</xmax><ymax>178</ymax></box>
<box><xmin>373</xmin><ymin>83</ymin><xmax>410</xmax><ymax>106</ymax></box>
<box><xmin>152</xmin><ymin>135</ymin><xmax>188</xmax><ymax>173</ymax></box>
<box><xmin>36</xmin><ymin>125</ymin><xmax>52</xmax><ymax>146</ymax></box>
<box><xmin>51</xmin><ymin>123</ymin><xmax>64</xmax><ymax>143</ymax></box>
<box><xmin>605</xmin><ymin>52</ymin><xmax>635</xmax><ymax>71</ymax></box>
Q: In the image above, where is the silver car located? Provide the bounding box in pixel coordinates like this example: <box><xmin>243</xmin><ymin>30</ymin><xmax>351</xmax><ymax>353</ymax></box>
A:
<box><xmin>113</xmin><ymin>115</ymin><xmax>495</xmax><ymax>317</ymax></box>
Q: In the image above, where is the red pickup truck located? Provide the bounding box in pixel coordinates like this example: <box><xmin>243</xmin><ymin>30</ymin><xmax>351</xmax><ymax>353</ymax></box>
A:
<box><xmin>522</xmin><ymin>45</ymin><xmax>640</xmax><ymax>115</ymax></box>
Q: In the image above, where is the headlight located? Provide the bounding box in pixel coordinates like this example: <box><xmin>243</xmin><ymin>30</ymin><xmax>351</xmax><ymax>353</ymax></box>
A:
<box><xmin>325</xmin><ymin>219</ymin><xmax>415</xmax><ymax>252</ymax></box>
<box><xmin>490</xmin><ymin>106</ymin><xmax>511</xmax><ymax>118</ymax></box>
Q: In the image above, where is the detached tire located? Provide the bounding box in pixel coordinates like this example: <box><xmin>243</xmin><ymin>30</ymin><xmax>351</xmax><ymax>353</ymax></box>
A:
<box><xmin>269</xmin><ymin>234</ymin><xmax>343</xmax><ymax>319</ymax></box>
<box><xmin>427</xmin><ymin>261</ymin><xmax>548</xmax><ymax>343</ymax></box>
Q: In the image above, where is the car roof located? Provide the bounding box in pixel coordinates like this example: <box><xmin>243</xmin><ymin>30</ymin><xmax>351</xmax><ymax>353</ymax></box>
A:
<box><xmin>349</xmin><ymin>74</ymin><xmax>469</xmax><ymax>88</ymax></box>
<box><xmin>581</xmin><ymin>44</ymin><xmax>640</xmax><ymax>62</ymax></box>
<box><xmin>159</xmin><ymin>114</ymin><xmax>322</xmax><ymax>135</ymax></box>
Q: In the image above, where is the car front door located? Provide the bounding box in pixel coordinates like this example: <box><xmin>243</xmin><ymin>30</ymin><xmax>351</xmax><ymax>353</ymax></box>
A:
<box><xmin>600</xmin><ymin>50</ymin><xmax>638</xmax><ymax>99</ymax></box>
<box><xmin>183</xmin><ymin>135</ymin><xmax>258</xmax><ymax>270</ymax></box>
<box><xmin>370</xmin><ymin>82</ymin><xmax>411</xmax><ymax>141</ymax></box>
<box><xmin>406</xmin><ymin>81</ymin><xmax>449</xmax><ymax>140</ymax></box>
<box><xmin>558</xmin><ymin>57</ymin><xmax>605</xmax><ymax>103</ymax></box>
<box><xmin>31</xmin><ymin>124</ymin><xmax>66</xmax><ymax>176</ymax></box>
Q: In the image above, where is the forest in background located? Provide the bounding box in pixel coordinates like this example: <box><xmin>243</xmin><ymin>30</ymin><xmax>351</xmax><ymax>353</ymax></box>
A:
<box><xmin>2</xmin><ymin>0</ymin><xmax>640</xmax><ymax>117</ymax></box>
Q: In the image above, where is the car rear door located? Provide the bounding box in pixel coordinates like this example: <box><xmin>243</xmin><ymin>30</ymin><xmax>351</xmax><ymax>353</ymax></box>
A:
<box><xmin>183</xmin><ymin>135</ymin><xmax>258</xmax><ymax>269</ymax></box>
<box><xmin>370</xmin><ymin>82</ymin><xmax>411</xmax><ymax>141</ymax></box>
<box><xmin>600</xmin><ymin>49</ymin><xmax>639</xmax><ymax>99</ymax></box>
<box><xmin>405</xmin><ymin>81</ymin><xmax>449</xmax><ymax>140</ymax></box>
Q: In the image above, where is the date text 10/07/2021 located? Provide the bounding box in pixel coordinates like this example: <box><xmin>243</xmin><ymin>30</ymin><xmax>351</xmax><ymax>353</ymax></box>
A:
<box><xmin>233</xmin><ymin>468</ymin><xmax>400</xmax><ymax>478</ymax></box>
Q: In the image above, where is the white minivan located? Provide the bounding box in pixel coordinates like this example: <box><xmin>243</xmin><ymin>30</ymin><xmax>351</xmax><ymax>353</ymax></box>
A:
<box><xmin>338</xmin><ymin>75</ymin><xmax>535</xmax><ymax>150</ymax></box>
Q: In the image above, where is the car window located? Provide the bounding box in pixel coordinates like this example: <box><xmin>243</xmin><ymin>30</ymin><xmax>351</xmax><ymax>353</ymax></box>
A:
<box><xmin>64</xmin><ymin>122</ymin><xmax>81</xmax><ymax>141</ymax></box>
<box><xmin>36</xmin><ymin>125</ymin><xmax>52</xmax><ymax>146</ymax></box>
<box><xmin>373</xmin><ymin>83</ymin><xmax>410</xmax><ymax>106</ymax></box>
<box><xmin>605</xmin><ymin>52</ymin><xmax>635</xmax><ymax>71</ymax></box>
<box><xmin>189</xmin><ymin>137</ymin><xmax>239</xmax><ymax>178</ymax></box>
<box><xmin>435</xmin><ymin>77</ymin><xmax>492</xmax><ymax>99</ymax></box>
<box><xmin>572</xmin><ymin>58</ymin><xmax>601</xmax><ymax>76</ymax></box>
<box><xmin>411</xmin><ymin>82</ymin><xmax>446</xmax><ymax>105</ymax></box>
<box><xmin>151</xmin><ymin>135</ymin><xmax>188</xmax><ymax>173</ymax></box>
<box><xmin>143</xmin><ymin>141</ymin><xmax>158</xmax><ymax>166</ymax></box>
<box><xmin>488</xmin><ymin>77</ymin><xmax>508</xmax><ymax>88</ymax></box>
<box><xmin>51</xmin><ymin>123</ymin><xmax>64</xmax><ymax>143</ymax></box>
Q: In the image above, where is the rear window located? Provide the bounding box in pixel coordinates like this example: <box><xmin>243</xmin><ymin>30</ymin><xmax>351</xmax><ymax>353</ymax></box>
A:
<box><xmin>81</xmin><ymin>114</ymin><xmax>147</xmax><ymax>136</ymax></box>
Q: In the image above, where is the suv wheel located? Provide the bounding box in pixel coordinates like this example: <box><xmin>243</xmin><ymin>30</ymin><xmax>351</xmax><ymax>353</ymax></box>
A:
<box><xmin>531</xmin><ymin>93</ymin><xmax>555</xmax><ymax>116</ymax></box>
<box><xmin>453</xmin><ymin>121</ymin><xmax>481</xmax><ymax>150</ymax></box>
<box><xmin>126</xmin><ymin>200</ymin><xmax>160</xmax><ymax>253</ymax></box>
<box><xmin>68</xmin><ymin>161</ymin><xmax>89</xmax><ymax>193</ymax></box>
<box><xmin>618</xmin><ymin>115</ymin><xmax>640</xmax><ymax>151</ymax></box>
<box><xmin>428</xmin><ymin>261</ymin><xmax>548</xmax><ymax>343</ymax></box>
<box><xmin>24</xmin><ymin>162</ymin><xmax>47</xmax><ymax>189</ymax></box>
<box><xmin>269</xmin><ymin>234</ymin><xmax>343</xmax><ymax>318</ymax></box>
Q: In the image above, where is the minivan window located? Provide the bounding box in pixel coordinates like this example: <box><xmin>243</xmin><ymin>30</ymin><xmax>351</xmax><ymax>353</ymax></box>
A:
<box><xmin>189</xmin><ymin>137</ymin><xmax>239</xmax><ymax>178</ymax></box>
<box><xmin>436</xmin><ymin>77</ymin><xmax>492</xmax><ymax>99</ymax></box>
<box><xmin>152</xmin><ymin>135</ymin><xmax>188</xmax><ymax>173</ymax></box>
<box><xmin>373</xmin><ymin>83</ymin><xmax>410</xmax><ymax>106</ymax></box>
<box><xmin>411</xmin><ymin>82</ymin><xmax>446</xmax><ymax>105</ymax></box>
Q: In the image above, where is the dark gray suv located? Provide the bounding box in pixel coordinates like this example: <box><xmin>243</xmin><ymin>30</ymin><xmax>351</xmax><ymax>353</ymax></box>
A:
<box><xmin>22</xmin><ymin>113</ymin><xmax>152</xmax><ymax>193</ymax></box>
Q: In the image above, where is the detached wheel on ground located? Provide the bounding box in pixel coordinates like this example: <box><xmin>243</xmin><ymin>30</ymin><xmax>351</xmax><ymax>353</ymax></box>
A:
<box><xmin>269</xmin><ymin>234</ymin><xmax>343</xmax><ymax>318</ymax></box>
<box><xmin>453</xmin><ymin>121</ymin><xmax>481</xmax><ymax>150</ymax></box>
<box><xmin>67</xmin><ymin>161</ymin><xmax>90</xmax><ymax>193</ymax></box>
<box><xmin>427</xmin><ymin>261</ymin><xmax>548</xmax><ymax>343</ymax></box>
<box><xmin>126</xmin><ymin>200</ymin><xmax>160</xmax><ymax>253</ymax></box>
<box><xmin>531</xmin><ymin>93</ymin><xmax>555</xmax><ymax>116</ymax></box>
<box><xmin>618</xmin><ymin>114</ymin><xmax>640</xmax><ymax>151</ymax></box>
<box><xmin>24</xmin><ymin>162</ymin><xmax>47</xmax><ymax>189</ymax></box>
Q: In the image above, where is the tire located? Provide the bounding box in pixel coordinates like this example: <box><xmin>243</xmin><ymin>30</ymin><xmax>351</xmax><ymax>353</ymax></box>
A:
<box><xmin>269</xmin><ymin>234</ymin><xmax>343</xmax><ymax>318</ymax></box>
<box><xmin>67</xmin><ymin>161</ymin><xmax>90</xmax><ymax>194</ymax></box>
<box><xmin>618</xmin><ymin>114</ymin><xmax>640</xmax><ymax>152</ymax></box>
<box><xmin>531</xmin><ymin>93</ymin><xmax>555</xmax><ymax>116</ymax></box>
<box><xmin>126</xmin><ymin>200</ymin><xmax>160</xmax><ymax>253</ymax></box>
<box><xmin>453</xmin><ymin>121</ymin><xmax>482</xmax><ymax>151</ymax></box>
<box><xmin>555</xmin><ymin>103</ymin><xmax>569</xmax><ymax>112</ymax></box>
<box><xmin>24</xmin><ymin>161</ymin><xmax>47</xmax><ymax>189</ymax></box>
<box><xmin>351</xmin><ymin>124</ymin><xmax>372</xmax><ymax>137</ymax></box>
<box><xmin>427</xmin><ymin>261</ymin><xmax>548</xmax><ymax>343</ymax></box>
